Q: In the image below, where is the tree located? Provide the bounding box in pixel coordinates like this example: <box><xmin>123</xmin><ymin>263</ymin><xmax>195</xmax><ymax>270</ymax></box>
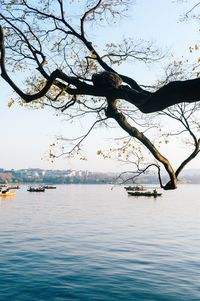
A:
<box><xmin>0</xmin><ymin>0</ymin><xmax>200</xmax><ymax>190</ymax></box>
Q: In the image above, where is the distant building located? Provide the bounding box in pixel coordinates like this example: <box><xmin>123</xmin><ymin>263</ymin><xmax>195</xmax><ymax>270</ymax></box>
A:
<box><xmin>0</xmin><ymin>173</ymin><xmax>13</xmax><ymax>183</ymax></box>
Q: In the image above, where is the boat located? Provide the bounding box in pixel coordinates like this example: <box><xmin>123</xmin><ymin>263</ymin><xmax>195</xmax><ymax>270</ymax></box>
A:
<box><xmin>0</xmin><ymin>184</ymin><xmax>7</xmax><ymax>188</ymax></box>
<box><xmin>0</xmin><ymin>189</ymin><xmax>16</xmax><ymax>197</ymax></box>
<box><xmin>42</xmin><ymin>185</ymin><xmax>56</xmax><ymax>189</ymax></box>
<box><xmin>127</xmin><ymin>190</ymin><xmax>162</xmax><ymax>197</ymax></box>
<box><xmin>124</xmin><ymin>185</ymin><xmax>144</xmax><ymax>191</ymax></box>
<box><xmin>7</xmin><ymin>185</ymin><xmax>20</xmax><ymax>190</ymax></box>
<box><xmin>27</xmin><ymin>186</ymin><xmax>45</xmax><ymax>192</ymax></box>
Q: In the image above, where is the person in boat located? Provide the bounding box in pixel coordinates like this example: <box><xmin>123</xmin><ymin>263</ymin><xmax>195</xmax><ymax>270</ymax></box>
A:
<box><xmin>153</xmin><ymin>189</ymin><xmax>157</xmax><ymax>195</ymax></box>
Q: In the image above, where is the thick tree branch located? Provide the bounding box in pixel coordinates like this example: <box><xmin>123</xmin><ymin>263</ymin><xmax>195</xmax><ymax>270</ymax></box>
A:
<box><xmin>105</xmin><ymin>97</ymin><xmax>177</xmax><ymax>189</ymax></box>
<box><xmin>139</xmin><ymin>79</ymin><xmax>200</xmax><ymax>113</ymax></box>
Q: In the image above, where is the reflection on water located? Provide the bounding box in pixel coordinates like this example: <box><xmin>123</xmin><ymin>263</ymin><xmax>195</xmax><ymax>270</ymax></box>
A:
<box><xmin>0</xmin><ymin>184</ymin><xmax>200</xmax><ymax>301</ymax></box>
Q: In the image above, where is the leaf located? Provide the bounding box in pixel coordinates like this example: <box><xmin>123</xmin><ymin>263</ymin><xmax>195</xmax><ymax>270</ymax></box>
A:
<box><xmin>90</xmin><ymin>51</ymin><xmax>97</xmax><ymax>59</ymax></box>
<box><xmin>7</xmin><ymin>99</ymin><xmax>14</xmax><ymax>108</ymax></box>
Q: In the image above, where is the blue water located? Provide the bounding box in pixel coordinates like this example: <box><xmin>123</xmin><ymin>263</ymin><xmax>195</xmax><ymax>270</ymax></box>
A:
<box><xmin>0</xmin><ymin>184</ymin><xmax>200</xmax><ymax>300</ymax></box>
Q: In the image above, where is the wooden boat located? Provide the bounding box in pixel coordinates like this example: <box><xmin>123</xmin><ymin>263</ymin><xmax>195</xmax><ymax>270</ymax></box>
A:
<box><xmin>124</xmin><ymin>185</ymin><xmax>144</xmax><ymax>191</ymax></box>
<box><xmin>0</xmin><ymin>184</ymin><xmax>7</xmax><ymax>188</ymax></box>
<box><xmin>7</xmin><ymin>185</ymin><xmax>20</xmax><ymax>190</ymax></box>
<box><xmin>42</xmin><ymin>185</ymin><xmax>56</xmax><ymax>189</ymax></box>
<box><xmin>127</xmin><ymin>190</ymin><xmax>162</xmax><ymax>197</ymax></box>
<box><xmin>0</xmin><ymin>190</ymin><xmax>16</xmax><ymax>197</ymax></box>
<box><xmin>27</xmin><ymin>186</ymin><xmax>45</xmax><ymax>192</ymax></box>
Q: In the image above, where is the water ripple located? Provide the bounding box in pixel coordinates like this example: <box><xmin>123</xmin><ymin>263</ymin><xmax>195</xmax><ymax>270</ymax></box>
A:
<box><xmin>1</xmin><ymin>184</ymin><xmax>200</xmax><ymax>300</ymax></box>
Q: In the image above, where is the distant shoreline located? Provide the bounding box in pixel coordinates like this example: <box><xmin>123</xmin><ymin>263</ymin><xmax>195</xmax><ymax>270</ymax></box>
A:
<box><xmin>0</xmin><ymin>168</ymin><xmax>200</xmax><ymax>185</ymax></box>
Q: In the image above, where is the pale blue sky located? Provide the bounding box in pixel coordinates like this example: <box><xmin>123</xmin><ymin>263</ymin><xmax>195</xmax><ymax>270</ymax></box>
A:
<box><xmin>1</xmin><ymin>0</ymin><xmax>200</xmax><ymax>172</ymax></box>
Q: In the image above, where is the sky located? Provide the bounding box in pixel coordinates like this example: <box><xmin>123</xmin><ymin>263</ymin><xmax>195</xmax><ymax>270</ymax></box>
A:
<box><xmin>1</xmin><ymin>0</ymin><xmax>200</xmax><ymax>172</ymax></box>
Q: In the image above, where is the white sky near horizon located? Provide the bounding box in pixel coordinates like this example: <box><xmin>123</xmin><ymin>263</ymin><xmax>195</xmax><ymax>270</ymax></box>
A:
<box><xmin>0</xmin><ymin>0</ymin><xmax>200</xmax><ymax>172</ymax></box>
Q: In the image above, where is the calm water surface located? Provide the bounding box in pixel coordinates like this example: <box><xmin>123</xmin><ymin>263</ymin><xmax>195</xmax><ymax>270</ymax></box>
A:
<box><xmin>0</xmin><ymin>184</ymin><xmax>200</xmax><ymax>300</ymax></box>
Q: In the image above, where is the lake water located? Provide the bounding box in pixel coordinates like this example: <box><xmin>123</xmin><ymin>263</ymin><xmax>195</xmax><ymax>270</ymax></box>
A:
<box><xmin>0</xmin><ymin>184</ymin><xmax>200</xmax><ymax>301</ymax></box>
